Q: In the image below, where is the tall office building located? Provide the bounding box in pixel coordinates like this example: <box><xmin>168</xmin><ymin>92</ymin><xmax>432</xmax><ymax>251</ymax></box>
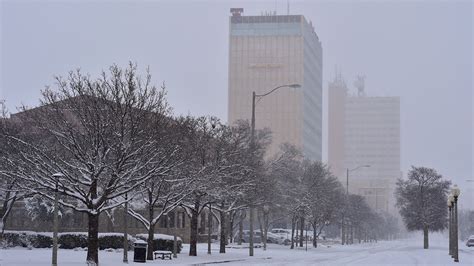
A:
<box><xmin>328</xmin><ymin>75</ymin><xmax>400</xmax><ymax>214</ymax></box>
<box><xmin>227</xmin><ymin>8</ymin><xmax>323</xmax><ymax>160</ymax></box>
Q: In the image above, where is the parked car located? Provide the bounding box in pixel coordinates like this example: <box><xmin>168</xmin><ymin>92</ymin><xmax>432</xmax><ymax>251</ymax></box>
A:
<box><xmin>233</xmin><ymin>230</ymin><xmax>285</xmax><ymax>244</ymax></box>
<box><xmin>271</xmin><ymin>228</ymin><xmax>292</xmax><ymax>245</ymax></box>
<box><xmin>466</xmin><ymin>235</ymin><xmax>474</xmax><ymax>247</ymax></box>
<box><xmin>233</xmin><ymin>230</ymin><xmax>262</xmax><ymax>244</ymax></box>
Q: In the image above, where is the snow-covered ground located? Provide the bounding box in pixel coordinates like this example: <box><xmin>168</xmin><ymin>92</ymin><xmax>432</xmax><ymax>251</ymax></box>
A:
<box><xmin>1</xmin><ymin>234</ymin><xmax>473</xmax><ymax>265</ymax></box>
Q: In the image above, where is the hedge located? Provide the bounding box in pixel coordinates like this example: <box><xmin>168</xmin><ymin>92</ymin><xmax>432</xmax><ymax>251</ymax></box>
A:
<box><xmin>135</xmin><ymin>234</ymin><xmax>182</xmax><ymax>253</ymax></box>
<box><xmin>1</xmin><ymin>231</ymin><xmax>135</xmax><ymax>250</ymax></box>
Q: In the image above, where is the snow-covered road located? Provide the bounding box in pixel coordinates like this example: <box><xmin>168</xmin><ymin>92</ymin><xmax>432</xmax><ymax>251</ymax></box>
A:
<box><xmin>2</xmin><ymin>234</ymin><xmax>473</xmax><ymax>265</ymax></box>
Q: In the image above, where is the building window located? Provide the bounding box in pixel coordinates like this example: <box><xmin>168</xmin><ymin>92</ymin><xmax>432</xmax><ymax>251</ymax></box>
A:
<box><xmin>159</xmin><ymin>215</ymin><xmax>168</xmax><ymax>228</ymax></box>
<box><xmin>177</xmin><ymin>212</ymin><xmax>186</xmax><ymax>228</ymax></box>
<box><xmin>168</xmin><ymin>212</ymin><xmax>175</xmax><ymax>228</ymax></box>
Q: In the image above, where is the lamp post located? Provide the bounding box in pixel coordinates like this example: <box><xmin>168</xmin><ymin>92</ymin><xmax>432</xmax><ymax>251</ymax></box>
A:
<box><xmin>249</xmin><ymin>83</ymin><xmax>300</xmax><ymax>257</ymax></box>
<box><xmin>448</xmin><ymin>195</ymin><xmax>453</xmax><ymax>257</ymax></box>
<box><xmin>452</xmin><ymin>185</ymin><xmax>460</xmax><ymax>262</ymax></box>
<box><xmin>51</xmin><ymin>172</ymin><xmax>64</xmax><ymax>266</ymax></box>
<box><xmin>123</xmin><ymin>187</ymin><xmax>129</xmax><ymax>263</ymax></box>
<box><xmin>173</xmin><ymin>212</ymin><xmax>178</xmax><ymax>259</ymax></box>
<box><xmin>342</xmin><ymin>165</ymin><xmax>370</xmax><ymax>245</ymax></box>
<box><xmin>208</xmin><ymin>202</ymin><xmax>212</xmax><ymax>255</ymax></box>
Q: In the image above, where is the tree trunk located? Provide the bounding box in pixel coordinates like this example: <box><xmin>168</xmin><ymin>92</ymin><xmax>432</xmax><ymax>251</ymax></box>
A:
<box><xmin>189</xmin><ymin>200</ymin><xmax>200</xmax><ymax>256</ymax></box>
<box><xmin>146</xmin><ymin>223</ymin><xmax>155</xmax><ymax>260</ymax></box>
<box><xmin>350</xmin><ymin>224</ymin><xmax>354</xmax><ymax>244</ymax></box>
<box><xmin>86</xmin><ymin>212</ymin><xmax>99</xmax><ymax>265</ymax></box>
<box><xmin>423</xmin><ymin>224</ymin><xmax>429</xmax><ymax>249</ymax></box>
<box><xmin>290</xmin><ymin>216</ymin><xmax>296</xmax><ymax>249</ymax></box>
<box><xmin>207</xmin><ymin>204</ymin><xmax>212</xmax><ymax>254</ymax></box>
<box><xmin>257</xmin><ymin>210</ymin><xmax>265</xmax><ymax>250</ymax></box>
<box><xmin>1</xmin><ymin>192</ymin><xmax>17</xmax><ymax>241</ymax></box>
<box><xmin>263</xmin><ymin>211</ymin><xmax>268</xmax><ymax>251</ymax></box>
<box><xmin>219</xmin><ymin>208</ymin><xmax>226</xmax><ymax>253</ymax></box>
<box><xmin>312</xmin><ymin>223</ymin><xmax>317</xmax><ymax>248</ymax></box>
<box><xmin>341</xmin><ymin>217</ymin><xmax>345</xmax><ymax>245</ymax></box>
<box><xmin>228</xmin><ymin>211</ymin><xmax>234</xmax><ymax>244</ymax></box>
<box><xmin>299</xmin><ymin>216</ymin><xmax>304</xmax><ymax>247</ymax></box>
<box><xmin>146</xmin><ymin>203</ymin><xmax>155</xmax><ymax>260</ymax></box>
<box><xmin>238</xmin><ymin>214</ymin><xmax>243</xmax><ymax>245</ymax></box>
<box><xmin>1</xmin><ymin>216</ymin><xmax>7</xmax><ymax>240</ymax></box>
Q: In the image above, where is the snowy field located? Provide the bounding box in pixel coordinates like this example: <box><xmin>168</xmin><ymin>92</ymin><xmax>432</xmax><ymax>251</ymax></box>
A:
<box><xmin>1</xmin><ymin>234</ymin><xmax>473</xmax><ymax>265</ymax></box>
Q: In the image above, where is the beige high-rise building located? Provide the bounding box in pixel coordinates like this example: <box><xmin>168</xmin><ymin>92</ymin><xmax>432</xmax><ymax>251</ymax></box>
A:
<box><xmin>328</xmin><ymin>75</ymin><xmax>401</xmax><ymax>214</ymax></box>
<box><xmin>227</xmin><ymin>8</ymin><xmax>323</xmax><ymax>160</ymax></box>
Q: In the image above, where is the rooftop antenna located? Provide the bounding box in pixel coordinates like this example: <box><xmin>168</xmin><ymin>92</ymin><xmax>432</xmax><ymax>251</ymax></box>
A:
<box><xmin>287</xmin><ymin>0</ymin><xmax>290</xmax><ymax>15</ymax></box>
<box><xmin>354</xmin><ymin>75</ymin><xmax>366</xmax><ymax>96</ymax></box>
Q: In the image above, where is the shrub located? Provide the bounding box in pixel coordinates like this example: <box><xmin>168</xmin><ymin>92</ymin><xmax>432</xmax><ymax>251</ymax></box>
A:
<box><xmin>2</xmin><ymin>231</ymin><xmax>138</xmax><ymax>250</ymax></box>
<box><xmin>2</xmin><ymin>232</ymin><xmax>22</xmax><ymax>247</ymax></box>
<box><xmin>58</xmin><ymin>233</ymin><xmax>87</xmax><ymax>249</ymax></box>
<box><xmin>98</xmin><ymin>234</ymin><xmax>134</xmax><ymax>250</ymax></box>
<box><xmin>28</xmin><ymin>234</ymin><xmax>52</xmax><ymax>248</ymax></box>
<box><xmin>135</xmin><ymin>234</ymin><xmax>182</xmax><ymax>253</ymax></box>
<box><xmin>2</xmin><ymin>231</ymin><xmax>52</xmax><ymax>248</ymax></box>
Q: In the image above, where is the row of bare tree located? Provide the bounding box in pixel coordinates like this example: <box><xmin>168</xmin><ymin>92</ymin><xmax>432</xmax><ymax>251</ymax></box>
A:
<box><xmin>0</xmin><ymin>64</ymin><xmax>269</xmax><ymax>264</ymax></box>
<box><xmin>0</xmin><ymin>64</ymin><xmax>400</xmax><ymax>265</ymax></box>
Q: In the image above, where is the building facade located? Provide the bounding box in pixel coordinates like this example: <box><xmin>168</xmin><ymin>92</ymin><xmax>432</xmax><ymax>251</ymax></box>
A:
<box><xmin>328</xmin><ymin>75</ymin><xmax>400</xmax><ymax>214</ymax></box>
<box><xmin>228</xmin><ymin>9</ymin><xmax>323</xmax><ymax>160</ymax></box>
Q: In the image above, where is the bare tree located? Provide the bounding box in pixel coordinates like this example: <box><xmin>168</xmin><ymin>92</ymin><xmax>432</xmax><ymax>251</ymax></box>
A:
<box><xmin>126</xmin><ymin>116</ymin><xmax>195</xmax><ymax>260</ymax></box>
<box><xmin>2</xmin><ymin>64</ymin><xmax>173</xmax><ymax>265</ymax></box>
<box><xmin>0</xmin><ymin>101</ymin><xmax>32</xmax><ymax>238</ymax></box>
<box><xmin>396</xmin><ymin>166</ymin><xmax>450</xmax><ymax>249</ymax></box>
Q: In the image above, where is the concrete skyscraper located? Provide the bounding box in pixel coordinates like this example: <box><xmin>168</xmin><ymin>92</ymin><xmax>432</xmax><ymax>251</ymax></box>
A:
<box><xmin>227</xmin><ymin>8</ymin><xmax>323</xmax><ymax>160</ymax></box>
<box><xmin>329</xmin><ymin>74</ymin><xmax>401</xmax><ymax>214</ymax></box>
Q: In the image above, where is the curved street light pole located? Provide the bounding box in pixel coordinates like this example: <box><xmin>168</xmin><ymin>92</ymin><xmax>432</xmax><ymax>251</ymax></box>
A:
<box><xmin>52</xmin><ymin>172</ymin><xmax>64</xmax><ymax>266</ymax></box>
<box><xmin>249</xmin><ymin>84</ymin><xmax>300</xmax><ymax>257</ymax></box>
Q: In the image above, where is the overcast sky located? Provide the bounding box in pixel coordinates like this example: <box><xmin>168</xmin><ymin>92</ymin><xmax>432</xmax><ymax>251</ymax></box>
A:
<box><xmin>1</xmin><ymin>0</ymin><xmax>472</xmax><ymax>208</ymax></box>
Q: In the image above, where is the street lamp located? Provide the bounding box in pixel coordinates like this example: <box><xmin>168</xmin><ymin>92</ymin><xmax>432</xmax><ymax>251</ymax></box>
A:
<box><xmin>451</xmin><ymin>184</ymin><xmax>460</xmax><ymax>263</ymax></box>
<box><xmin>346</xmin><ymin>165</ymin><xmax>371</xmax><ymax>195</ymax></box>
<box><xmin>448</xmin><ymin>195</ymin><xmax>453</xmax><ymax>257</ymax></box>
<box><xmin>51</xmin><ymin>172</ymin><xmax>64</xmax><ymax>266</ymax></box>
<box><xmin>123</xmin><ymin>186</ymin><xmax>129</xmax><ymax>263</ymax></box>
<box><xmin>249</xmin><ymin>83</ymin><xmax>301</xmax><ymax>257</ymax></box>
<box><xmin>342</xmin><ymin>165</ymin><xmax>370</xmax><ymax>245</ymax></box>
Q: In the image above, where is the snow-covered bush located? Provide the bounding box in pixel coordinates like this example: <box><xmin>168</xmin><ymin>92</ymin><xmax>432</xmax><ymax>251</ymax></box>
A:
<box><xmin>3</xmin><ymin>231</ymin><xmax>135</xmax><ymax>250</ymax></box>
<box><xmin>2</xmin><ymin>232</ymin><xmax>21</xmax><ymax>247</ymax></box>
<box><xmin>29</xmin><ymin>233</ymin><xmax>52</xmax><ymax>248</ymax></box>
<box><xmin>135</xmin><ymin>234</ymin><xmax>182</xmax><ymax>253</ymax></box>
<box><xmin>98</xmin><ymin>233</ymin><xmax>134</xmax><ymax>250</ymax></box>
<box><xmin>59</xmin><ymin>233</ymin><xmax>87</xmax><ymax>249</ymax></box>
<box><xmin>2</xmin><ymin>231</ymin><xmax>52</xmax><ymax>248</ymax></box>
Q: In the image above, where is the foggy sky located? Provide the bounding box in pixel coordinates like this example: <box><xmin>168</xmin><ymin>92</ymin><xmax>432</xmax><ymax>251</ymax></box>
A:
<box><xmin>1</xmin><ymin>0</ymin><xmax>472</xmax><ymax>208</ymax></box>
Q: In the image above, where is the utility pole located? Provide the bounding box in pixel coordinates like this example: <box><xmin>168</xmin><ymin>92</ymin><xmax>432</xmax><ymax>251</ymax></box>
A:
<box><xmin>173</xmin><ymin>212</ymin><xmax>178</xmax><ymax>259</ymax></box>
<box><xmin>208</xmin><ymin>203</ymin><xmax>212</xmax><ymax>255</ymax></box>
<box><xmin>248</xmin><ymin>84</ymin><xmax>301</xmax><ymax>257</ymax></box>
<box><xmin>52</xmin><ymin>173</ymin><xmax>64</xmax><ymax>266</ymax></box>
<box><xmin>123</xmin><ymin>190</ymin><xmax>128</xmax><ymax>263</ymax></box>
<box><xmin>249</xmin><ymin>91</ymin><xmax>256</xmax><ymax>257</ymax></box>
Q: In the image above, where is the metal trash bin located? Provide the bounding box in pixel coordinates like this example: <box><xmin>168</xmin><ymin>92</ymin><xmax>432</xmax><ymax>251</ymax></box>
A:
<box><xmin>133</xmin><ymin>240</ymin><xmax>148</xmax><ymax>263</ymax></box>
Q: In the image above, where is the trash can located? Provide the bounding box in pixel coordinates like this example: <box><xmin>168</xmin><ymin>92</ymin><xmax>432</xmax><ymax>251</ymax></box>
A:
<box><xmin>133</xmin><ymin>240</ymin><xmax>148</xmax><ymax>263</ymax></box>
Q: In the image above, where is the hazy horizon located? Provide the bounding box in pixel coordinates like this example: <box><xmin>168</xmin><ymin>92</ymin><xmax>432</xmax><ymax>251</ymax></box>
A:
<box><xmin>1</xmin><ymin>0</ymin><xmax>472</xmax><ymax>208</ymax></box>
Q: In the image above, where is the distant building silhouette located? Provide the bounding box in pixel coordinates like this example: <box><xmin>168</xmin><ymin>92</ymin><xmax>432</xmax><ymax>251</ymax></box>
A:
<box><xmin>329</xmin><ymin>74</ymin><xmax>401</xmax><ymax>214</ymax></box>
